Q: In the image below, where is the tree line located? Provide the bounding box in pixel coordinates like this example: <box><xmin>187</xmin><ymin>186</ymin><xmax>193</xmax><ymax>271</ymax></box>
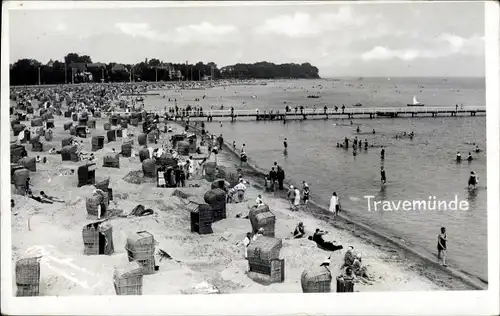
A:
<box><xmin>9</xmin><ymin>53</ymin><xmax>320</xmax><ymax>86</ymax></box>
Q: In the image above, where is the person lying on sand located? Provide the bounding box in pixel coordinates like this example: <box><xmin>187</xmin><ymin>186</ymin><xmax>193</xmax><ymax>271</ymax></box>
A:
<box><xmin>293</xmin><ymin>222</ymin><xmax>305</xmax><ymax>239</ymax></box>
<box><xmin>309</xmin><ymin>228</ymin><xmax>343</xmax><ymax>252</ymax></box>
<box><xmin>40</xmin><ymin>191</ymin><xmax>64</xmax><ymax>203</ymax></box>
<box><xmin>27</xmin><ymin>191</ymin><xmax>53</xmax><ymax>204</ymax></box>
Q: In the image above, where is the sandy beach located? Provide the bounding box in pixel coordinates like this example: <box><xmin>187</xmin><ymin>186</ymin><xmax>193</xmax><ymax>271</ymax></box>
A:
<box><xmin>9</xmin><ymin>110</ymin><xmax>455</xmax><ymax>296</ymax></box>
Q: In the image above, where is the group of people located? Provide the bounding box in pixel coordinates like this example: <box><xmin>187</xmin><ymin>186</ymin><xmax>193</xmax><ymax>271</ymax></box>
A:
<box><xmin>265</xmin><ymin>163</ymin><xmax>286</xmax><ymax>192</ymax></box>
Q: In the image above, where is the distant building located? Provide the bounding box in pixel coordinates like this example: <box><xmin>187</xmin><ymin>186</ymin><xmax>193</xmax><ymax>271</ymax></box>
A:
<box><xmin>111</xmin><ymin>64</ymin><xmax>127</xmax><ymax>72</ymax></box>
<box><xmin>87</xmin><ymin>62</ymin><xmax>106</xmax><ymax>69</ymax></box>
<box><xmin>220</xmin><ymin>66</ymin><xmax>234</xmax><ymax>73</ymax></box>
<box><xmin>69</xmin><ymin>62</ymin><xmax>87</xmax><ymax>73</ymax></box>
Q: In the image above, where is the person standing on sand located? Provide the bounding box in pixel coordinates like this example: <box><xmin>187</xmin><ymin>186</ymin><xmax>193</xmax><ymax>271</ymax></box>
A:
<box><xmin>380</xmin><ymin>146</ymin><xmax>385</xmax><ymax>160</ymax></box>
<box><xmin>277</xmin><ymin>166</ymin><xmax>285</xmax><ymax>190</ymax></box>
<box><xmin>217</xmin><ymin>134</ymin><xmax>224</xmax><ymax>150</ymax></box>
<box><xmin>437</xmin><ymin>227</ymin><xmax>447</xmax><ymax>267</ymax></box>
<box><xmin>329</xmin><ymin>192</ymin><xmax>339</xmax><ymax>217</ymax></box>
<box><xmin>233</xmin><ymin>141</ymin><xmax>236</xmax><ymax>151</ymax></box>
<box><xmin>243</xmin><ymin>233</ymin><xmax>252</xmax><ymax>258</ymax></box>
<box><xmin>287</xmin><ymin>185</ymin><xmax>296</xmax><ymax>210</ymax></box>
<box><xmin>241</xmin><ymin>143</ymin><xmax>246</xmax><ymax>154</ymax></box>
<box><xmin>269</xmin><ymin>167</ymin><xmax>277</xmax><ymax>192</ymax></box>
<box><xmin>284</xmin><ymin>138</ymin><xmax>288</xmax><ymax>150</ymax></box>
<box><xmin>302</xmin><ymin>184</ymin><xmax>310</xmax><ymax>209</ymax></box>
<box><xmin>293</xmin><ymin>186</ymin><xmax>301</xmax><ymax>211</ymax></box>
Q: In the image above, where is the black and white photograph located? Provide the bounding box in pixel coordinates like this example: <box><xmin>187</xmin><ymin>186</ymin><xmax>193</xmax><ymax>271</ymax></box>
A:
<box><xmin>1</xmin><ymin>1</ymin><xmax>499</xmax><ymax>315</ymax></box>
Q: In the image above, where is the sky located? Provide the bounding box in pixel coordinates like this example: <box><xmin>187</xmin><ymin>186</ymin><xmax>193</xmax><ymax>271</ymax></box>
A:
<box><xmin>8</xmin><ymin>2</ymin><xmax>485</xmax><ymax>77</ymax></box>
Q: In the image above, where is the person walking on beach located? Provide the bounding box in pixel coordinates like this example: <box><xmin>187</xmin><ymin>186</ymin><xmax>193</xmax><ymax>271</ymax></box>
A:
<box><xmin>284</xmin><ymin>138</ymin><xmax>288</xmax><ymax>150</ymax></box>
<box><xmin>380</xmin><ymin>166</ymin><xmax>387</xmax><ymax>185</ymax></box>
<box><xmin>241</xmin><ymin>143</ymin><xmax>246</xmax><ymax>154</ymax></box>
<box><xmin>233</xmin><ymin>141</ymin><xmax>236</xmax><ymax>151</ymax></box>
<box><xmin>329</xmin><ymin>192</ymin><xmax>339</xmax><ymax>217</ymax></box>
<box><xmin>456</xmin><ymin>152</ymin><xmax>462</xmax><ymax>163</ymax></box>
<box><xmin>437</xmin><ymin>227</ymin><xmax>447</xmax><ymax>267</ymax></box>
<box><xmin>380</xmin><ymin>146</ymin><xmax>385</xmax><ymax>160</ymax></box>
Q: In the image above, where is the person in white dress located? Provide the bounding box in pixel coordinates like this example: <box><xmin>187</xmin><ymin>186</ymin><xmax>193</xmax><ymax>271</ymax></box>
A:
<box><xmin>243</xmin><ymin>233</ymin><xmax>251</xmax><ymax>259</ymax></box>
<box><xmin>293</xmin><ymin>187</ymin><xmax>301</xmax><ymax>211</ymax></box>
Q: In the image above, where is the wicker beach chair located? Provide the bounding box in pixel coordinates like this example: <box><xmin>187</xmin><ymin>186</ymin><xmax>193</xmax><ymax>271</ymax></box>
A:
<box><xmin>301</xmin><ymin>266</ymin><xmax>332</xmax><ymax>293</ymax></box>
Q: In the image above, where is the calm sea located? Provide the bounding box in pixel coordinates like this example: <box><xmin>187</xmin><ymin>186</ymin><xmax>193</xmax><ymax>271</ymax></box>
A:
<box><xmin>145</xmin><ymin>77</ymin><xmax>487</xmax><ymax>281</ymax></box>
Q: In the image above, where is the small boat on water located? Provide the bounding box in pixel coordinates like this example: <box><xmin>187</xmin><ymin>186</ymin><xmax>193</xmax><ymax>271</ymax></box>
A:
<box><xmin>407</xmin><ymin>96</ymin><xmax>425</xmax><ymax>107</ymax></box>
<box><xmin>353</xmin><ymin>102</ymin><xmax>362</xmax><ymax>107</ymax></box>
<box><xmin>307</xmin><ymin>95</ymin><xmax>320</xmax><ymax>99</ymax></box>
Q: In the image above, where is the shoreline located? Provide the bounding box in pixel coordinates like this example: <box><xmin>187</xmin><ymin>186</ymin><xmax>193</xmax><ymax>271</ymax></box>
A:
<box><xmin>184</xmin><ymin>121</ymin><xmax>487</xmax><ymax>290</ymax></box>
<box><xmin>10</xmin><ymin>114</ymin><xmax>443</xmax><ymax>295</ymax></box>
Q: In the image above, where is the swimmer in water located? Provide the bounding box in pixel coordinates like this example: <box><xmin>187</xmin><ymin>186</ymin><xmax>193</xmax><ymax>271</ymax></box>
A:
<box><xmin>467</xmin><ymin>152</ymin><xmax>473</xmax><ymax>162</ymax></box>
<box><xmin>380</xmin><ymin>166</ymin><xmax>386</xmax><ymax>185</ymax></box>
<box><xmin>456</xmin><ymin>152</ymin><xmax>462</xmax><ymax>163</ymax></box>
<box><xmin>468</xmin><ymin>171</ymin><xmax>478</xmax><ymax>189</ymax></box>
<box><xmin>372</xmin><ymin>129</ymin><xmax>376</xmax><ymax>134</ymax></box>
<box><xmin>474</xmin><ymin>145</ymin><xmax>480</xmax><ymax>153</ymax></box>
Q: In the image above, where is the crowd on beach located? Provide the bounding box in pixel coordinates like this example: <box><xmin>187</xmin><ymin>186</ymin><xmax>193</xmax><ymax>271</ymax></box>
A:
<box><xmin>10</xmin><ymin>80</ymin><xmax>386</xmax><ymax>290</ymax></box>
<box><xmin>11</xmin><ymin>77</ymin><xmax>487</xmax><ymax>294</ymax></box>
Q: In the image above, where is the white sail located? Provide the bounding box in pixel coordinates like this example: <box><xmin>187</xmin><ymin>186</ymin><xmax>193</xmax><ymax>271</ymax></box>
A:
<box><xmin>413</xmin><ymin>96</ymin><xmax>420</xmax><ymax>105</ymax></box>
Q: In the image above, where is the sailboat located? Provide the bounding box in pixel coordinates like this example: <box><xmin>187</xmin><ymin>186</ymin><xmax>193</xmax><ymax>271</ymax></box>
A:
<box><xmin>407</xmin><ymin>95</ymin><xmax>425</xmax><ymax>107</ymax></box>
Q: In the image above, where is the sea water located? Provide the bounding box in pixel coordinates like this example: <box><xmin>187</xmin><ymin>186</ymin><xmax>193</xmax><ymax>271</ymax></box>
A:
<box><xmin>145</xmin><ymin>77</ymin><xmax>487</xmax><ymax>282</ymax></box>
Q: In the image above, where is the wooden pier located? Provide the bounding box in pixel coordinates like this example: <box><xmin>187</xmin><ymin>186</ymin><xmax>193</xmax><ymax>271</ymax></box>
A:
<box><xmin>110</xmin><ymin>106</ymin><xmax>486</xmax><ymax>121</ymax></box>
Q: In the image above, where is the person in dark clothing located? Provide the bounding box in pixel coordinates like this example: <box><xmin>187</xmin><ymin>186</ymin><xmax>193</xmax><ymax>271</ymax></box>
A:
<box><xmin>276</xmin><ymin>166</ymin><xmax>285</xmax><ymax>190</ymax></box>
<box><xmin>437</xmin><ymin>227</ymin><xmax>447</xmax><ymax>267</ymax></box>
<box><xmin>293</xmin><ymin>222</ymin><xmax>305</xmax><ymax>238</ymax></box>
<box><xmin>175</xmin><ymin>166</ymin><xmax>181</xmax><ymax>187</ymax></box>
<box><xmin>40</xmin><ymin>191</ymin><xmax>64</xmax><ymax>203</ymax></box>
<box><xmin>27</xmin><ymin>191</ymin><xmax>53</xmax><ymax>204</ymax></box>
<box><xmin>269</xmin><ymin>167</ymin><xmax>277</xmax><ymax>191</ymax></box>
<box><xmin>311</xmin><ymin>228</ymin><xmax>343</xmax><ymax>252</ymax></box>
<box><xmin>380</xmin><ymin>146</ymin><xmax>385</xmax><ymax>160</ymax></box>
<box><xmin>25</xmin><ymin>177</ymin><xmax>32</xmax><ymax>195</ymax></box>
<box><xmin>283</xmin><ymin>138</ymin><xmax>288</xmax><ymax>149</ymax></box>
<box><xmin>380</xmin><ymin>166</ymin><xmax>386</xmax><ymax>185</ymax></box>
<box><xmin>179</xmin><ymin>169</ymin><xmax>186</xmax><ymax>187</ymax></box>
<box><xmin>217</xmin><ymin>134</ymin><xmax>224</xmax><ymax>150</ymax></box>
